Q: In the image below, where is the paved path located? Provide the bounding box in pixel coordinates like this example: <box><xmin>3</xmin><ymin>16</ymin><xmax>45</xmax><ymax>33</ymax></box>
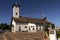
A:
<box><xmin>0</xmin><ymin>34</ymin><xmax>3</xmax><ymax>40</ymax></box>
<box><xmin>9</xmin><ymin>33</ymin><xmax>20</xmax><ymax>40</ymax></box>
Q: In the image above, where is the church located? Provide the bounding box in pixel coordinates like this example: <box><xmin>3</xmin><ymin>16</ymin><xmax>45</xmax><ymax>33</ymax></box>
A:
<box><xmin>11</xmin><ymin>3</ymin><xmax>51</xmax><ymax>32</ymax></box>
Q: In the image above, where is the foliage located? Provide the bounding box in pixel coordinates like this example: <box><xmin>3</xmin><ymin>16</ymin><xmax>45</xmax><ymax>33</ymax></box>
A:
<box><xmin>51</xmin><ymin>24</ymin><xmax>55</xmax><ymax>29</ymax></box>
<box><xmin>45</xmin><ymin>24</ymin><xmax>50</xmax><ymax>31</ymax></box>
<box><xmin>0</xmin><ymin>23</ymin><xmax>10</xmax><ymax>30</ymax></box>
<box><xmin>45</xmin><ymin>24</ymin><xmax>55</xmax><ymax>37</ymax></box>
<box><xmin>45</xmin><ymin>24</ymin><xmax>50</xmax><ymax>37</ymax></box>
<box><xmin>57</xmin><ymin>31</ymin><xmax>60</xmax><ymax>38</ymax></box>
<box><xmin>45</xmin><ymin>24</ymin><xmax>55</xmax><ymax>31</ymax></box>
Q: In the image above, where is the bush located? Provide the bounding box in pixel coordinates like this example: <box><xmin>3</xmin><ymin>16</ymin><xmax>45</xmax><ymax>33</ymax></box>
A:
<box><xmin>57</xmin><ymin>31</ymin><xmax>60</xmax><ymax>38</ymax></box>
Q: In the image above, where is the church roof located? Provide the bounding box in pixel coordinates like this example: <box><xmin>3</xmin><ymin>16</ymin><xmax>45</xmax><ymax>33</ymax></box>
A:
<box><xmin>12</xmin><ymin>16</ymin><xmax>51</xmax><ymax>24</ymax></box>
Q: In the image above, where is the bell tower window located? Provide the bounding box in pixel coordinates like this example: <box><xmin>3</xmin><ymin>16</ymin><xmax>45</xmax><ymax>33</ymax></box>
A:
<box><xmin>16</xmin><ymin>6</ymin><xmax>17</xmax><ymax>8</ymax></box>
<box><xmin>16</xmin><ymin>13</ymin><xmax>17</xmax><ymax>15</ymax></box>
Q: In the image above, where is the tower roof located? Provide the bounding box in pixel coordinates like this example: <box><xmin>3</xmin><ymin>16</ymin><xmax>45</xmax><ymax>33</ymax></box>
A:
<box><xmin>12</xmin><ymin>3</ymin><xmax>20</xmax><ymax>7</ymax></box>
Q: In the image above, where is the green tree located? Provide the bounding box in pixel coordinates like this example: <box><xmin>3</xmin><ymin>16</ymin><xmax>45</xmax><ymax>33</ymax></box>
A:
<box><xmin>45</xmin><ymin>24</ymin><xmax>51</xmax><ymax>37</ymax></box>
<box><xmin>0</xmin><ymin>23</ymin><xmax>10</xmax><ymax>30</ymax></box>
<box><xmin>45</xmin><ymin>24</ymin><xmax>50</xmax><ymax>31</ymax></box>
<box><xmin>51</xmin><ymin>24</ymin><xmax>55</xmax><ymax>29</ymax></box>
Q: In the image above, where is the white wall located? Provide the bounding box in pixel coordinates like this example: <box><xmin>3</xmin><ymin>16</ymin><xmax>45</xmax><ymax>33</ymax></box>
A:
<box><xmin>28</xmin><ymin>23</ymin><xmax>36</xmax><ymax>32</ymax></box>
<box><xmin>49</xmin><ymin>30</ymin><xmax>57</xmax><ymax>40</ymax></box>
<box><xmin>16</xmin><ymin>23</ymin><xmax>28</xmax><ymax>31</ymax></box>
<box><xmin>12</xmin><ymin>21</ymin><xmax>44</xmax><ymax>32</ymax></box>
<box><xmin>41</xmin><ymin>26</ymin><xmax>43</xmax><ymax>30</ymax></box>
<box><xmin>12</xmin><ymin>20</ymin><xmax>16</xmax><ymax>32</ymax></box>
<box><xmin>16</xmin><ymin>22</ymin><xmax>37</xmax><ymax>32</ymax></box>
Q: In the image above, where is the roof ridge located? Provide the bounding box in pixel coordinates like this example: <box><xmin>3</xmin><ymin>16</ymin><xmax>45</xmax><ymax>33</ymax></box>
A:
<box><xmin>19</xmin><ymin>16</ymin><xmax>42</xmax><ymax>20</ymax></box>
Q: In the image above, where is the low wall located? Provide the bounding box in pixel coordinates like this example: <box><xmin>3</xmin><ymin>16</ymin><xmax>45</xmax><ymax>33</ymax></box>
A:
<box><xmin>58</xmin><ymin>38</ymin><xmax>60</xmax><ymax>40</ymax></box>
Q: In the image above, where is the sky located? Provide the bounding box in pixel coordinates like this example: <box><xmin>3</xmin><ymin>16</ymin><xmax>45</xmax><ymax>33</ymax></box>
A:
<box><xmin>0</xmin><ymin>0</ymin><xmax>60</xmax><ymax>27</ymax></box>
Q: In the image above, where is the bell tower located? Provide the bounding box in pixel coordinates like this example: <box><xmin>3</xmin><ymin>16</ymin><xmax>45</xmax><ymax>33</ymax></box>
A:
<box><xmin>12</xmin><ymin>3</ymin><xmax>20</xmax><ymax>18</ymax></box>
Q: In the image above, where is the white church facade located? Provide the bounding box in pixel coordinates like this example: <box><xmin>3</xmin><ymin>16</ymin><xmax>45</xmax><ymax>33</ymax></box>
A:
<box><xmin>11</xmin><ymin>3</ymin><xmax>51</xmax><ymax>32</ymax></box>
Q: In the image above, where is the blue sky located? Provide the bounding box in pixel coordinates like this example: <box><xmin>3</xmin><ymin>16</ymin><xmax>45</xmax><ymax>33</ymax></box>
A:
<box><xmin>0</xmin><ymin>0</ymin><xmax>60</xmax><ymax>27</ymax></box>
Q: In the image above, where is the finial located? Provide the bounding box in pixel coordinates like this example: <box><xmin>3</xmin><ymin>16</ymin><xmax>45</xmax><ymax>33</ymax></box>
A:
<box><xmin>12</xmin><ymin>1</ymin><xmax>20</xmax><ymax>7</ymax></box>
<box><xmin>42</xmin><ymin>12</ymin><xmax>47</xmax><ymax>19</ymax></box>
<box><xmin>42</xmin><ymin>13</ymin><xmax>45</xmax><ymax>18</ymax></box>
<box><xmin>16</xmin><ymin>1</ymin><xmax>17</xmax><ymax>4</ymax></box>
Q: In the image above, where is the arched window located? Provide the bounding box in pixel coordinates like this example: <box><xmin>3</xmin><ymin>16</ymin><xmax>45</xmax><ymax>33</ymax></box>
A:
<box><xmin>33</xmin><ymin>26</ymin><xmax>35</xmax><ymax>30</ymax></box>
<box><xmin>33</xmin><ymin>27</ymin><xmax>35</xmax><ymax>30</ymax></box>
<box><xmin>25</xmin><ymin>26</ymin><xmax>27</xmax><ymax>28</ymax></box>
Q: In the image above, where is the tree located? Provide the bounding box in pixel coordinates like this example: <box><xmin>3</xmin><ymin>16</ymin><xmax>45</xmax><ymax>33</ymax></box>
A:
<box><xmin>51</xmin><ymin>24</ymin><xmax>55</xmax><ymax>29</ymax></box>
<box><xmin>45</xmin><ymin>24</ymin><xmax>51</xmax><ymax>37</ymax></box>
<box><xmin>45</xmin><ymin>24</ymin><xmax>50</xmax><ymax>31</ymax></box>
<box><xmin>0</xmin><ymin>23</ymin><xmax>10</xmax><ymax>30</ymax></box>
